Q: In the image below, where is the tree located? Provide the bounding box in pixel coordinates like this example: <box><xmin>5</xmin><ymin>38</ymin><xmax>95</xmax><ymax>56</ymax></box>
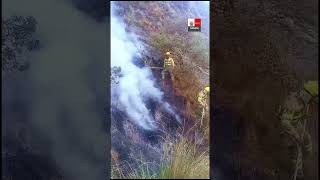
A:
<box><xmin>2</xmin><ymin>16</ymin><xmax>40</xmax><ymax>73</ymax></box>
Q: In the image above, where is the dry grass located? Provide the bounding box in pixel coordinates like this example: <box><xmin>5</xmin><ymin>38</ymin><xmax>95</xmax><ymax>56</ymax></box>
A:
<box><xmin>115</xmin><ymin>1</ymin><xmax>210</xmax><ymax>124</ymax></box>
<box><xmin>147</xmin><ymin>16</ymin><xmax>209</xmax><ymax>124</ymax></box>
<box><xmin>158</xmin><ymin>135</ymin><xmax>209</xmax><ymax>179</ymax></box>
<box><xmin>112</xmin><ymin>133</ymin><xmax>209</xmax><ymax>179</ymax></box>
<box><xmin>111</xmin><ymin>3</ymin><xmax>210</xmax><ymax>179</ymax></box>
<box><xmin>111</xmin><ymin>150</ymin><xmax>124</xmax><ymax>178</ymax></box>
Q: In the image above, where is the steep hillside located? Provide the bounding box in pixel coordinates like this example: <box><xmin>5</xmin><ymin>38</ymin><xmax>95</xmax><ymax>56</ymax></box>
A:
<box><xmin>111</xmin><ymin>1</ymin><xmax>210</xmax><ymax>178</ymax></box>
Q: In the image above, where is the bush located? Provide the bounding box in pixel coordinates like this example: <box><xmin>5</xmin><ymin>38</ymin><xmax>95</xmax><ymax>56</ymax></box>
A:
<box><xmin>112</xmin><ymin>133</ymin><xmax>209</xmax><ymax>179</ymax></box>
<box><xmin>2</xmin><ymin>15</ymin><xmax>40</xmax><ymax>73</ymax></box>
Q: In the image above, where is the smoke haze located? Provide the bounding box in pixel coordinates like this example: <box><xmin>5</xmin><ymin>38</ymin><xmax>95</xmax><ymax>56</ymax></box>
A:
<box><xmin>111</xmin><ymin>4</ymin><xmax>164</xmax><ymax>130</ymax></box>
<box><xmin>2</xmin><ymin>0</ymin><xmax>108</xmax><ymax>179</ymax></box>
<box><xmin>111</xmin><ymin>3</ymin><xmax>182</xmax><ymax>130</ymax></box>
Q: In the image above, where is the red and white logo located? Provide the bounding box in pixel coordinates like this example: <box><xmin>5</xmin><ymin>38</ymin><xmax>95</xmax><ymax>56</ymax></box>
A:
<box><xmin>188</xmin><ymin>18</ymin><xmax>201</xmax><ymax>32</ymax></box>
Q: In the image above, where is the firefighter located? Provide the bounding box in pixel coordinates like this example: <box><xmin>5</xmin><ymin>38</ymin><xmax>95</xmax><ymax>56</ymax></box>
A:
<box><xmin>162</xmin><ymin>51</ymin><xmax>175</xmax><ymax>81</ymax></box>
<box><xmin>198</xmin><ymin>85</ymin><xmax>210</xmax><ymax>126</ymax></box>
<box><xmin>278</xmin><ymin>81</ymin><xmax>318</xmax><ymax>178</ymax></box>
<box><xmin>302</xmin><ymin>80</ymin><xmax>318</xmax><ymax>103</ymax></box>
<box><xmin>198</xmin><ymin>86</ymin><xmax>210</xmax><ymax>108</ymax></box>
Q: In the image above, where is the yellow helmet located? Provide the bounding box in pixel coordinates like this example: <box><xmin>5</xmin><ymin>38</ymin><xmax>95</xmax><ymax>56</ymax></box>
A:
<box><xmin>204</xmin><ymin>86</ymin><xmax>210</xmax><ymax>93</ymax></box>
<box><xmin>304</xmin><ymin>80</ymin><xmax>318</xmax><ymax>97</ymax></box>
<box><xmin>165</xmin><ymin>51</ymin><xmax>171</xmax><ymax>56</ymax></box>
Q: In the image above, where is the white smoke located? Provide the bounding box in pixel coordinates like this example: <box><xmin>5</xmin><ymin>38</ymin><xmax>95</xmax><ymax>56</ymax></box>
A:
<box><xmin>111</xmin><ymin>4</ymin><xmax>165</xmax><ymax>130</ymax></box>
<box><xmin>111</xmin><ymin>3</ymin><xmax>183</xmax><ymax>130</ymax></box>
<box><xmin>163</xmin><ymin>102</ymin><xmax>182</xmax><ymax>124</ymax></box>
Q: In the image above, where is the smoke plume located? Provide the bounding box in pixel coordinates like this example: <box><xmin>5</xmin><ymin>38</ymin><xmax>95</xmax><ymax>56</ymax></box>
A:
<box><xmin>3</xmin><ymin>0</ymin><xmax>108</xmax><ymax>179</ymax></box>
<box><xmin>111</xmin><ymin>3</ymin><xmax>181</xmax><ymax>130</ymax></box>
